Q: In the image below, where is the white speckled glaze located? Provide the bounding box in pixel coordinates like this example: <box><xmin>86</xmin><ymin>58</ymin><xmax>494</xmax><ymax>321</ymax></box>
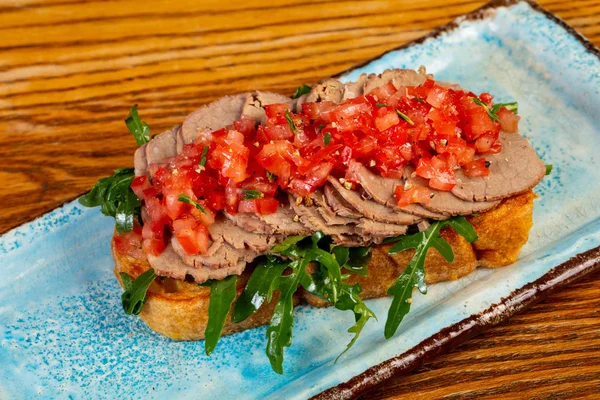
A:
<box><xmin>1</xmin><ymin>2</ymin><xmax>599</xmax><ymax>399</ymax></box>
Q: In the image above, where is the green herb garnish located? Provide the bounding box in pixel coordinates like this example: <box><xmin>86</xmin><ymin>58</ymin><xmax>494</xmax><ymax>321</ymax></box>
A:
<box><xmin>318</xmin><ymin>124</ymin><xmax>325</xmax><ymax>131</ymax></box>
<box><xmin>204</xmin><ymin>276</ymin><xmax>238</xmax><ymax>355</ymax></box>
<box><xmin>472</xmin><ymin>98</ymin><xmax>519</xmax><ymax>122</ymax></box>
<box><xmin>125</xmin><ymin>104</ymin><xmax>150</xmax><ymax>146</ymax></box>
<box><xmin>199</xmin><ymin>145</ymin><xmax>209</xmax><ymax>167</ymax></box>
<box><xmin>493</xmin><ymin>102</ymin><xmax>518</xmax><ymax>115</ymax></box>
<box><xmin>376</xmin><ymin>103</ymin><xmax>387</xmax><ymax>108</ymax></box>
<box><xmin>285</xmin><ymin>109</ymin><xmax>297</xmax><ymax>134</ymax></box>
<box><xmin>232</xmin><ymin>257</ymin><xmax>288</xmax><ymax>323</ymax></box>
<box><xmin>292</xmin><ymin>84</ymin><xmax>311</xmax><ymax>99</ymax></box>
<box><xmin>324</xmin><ymin>132</ymin><xmax>331</xmax><ymax>146</ymax></box>
<box><xmin>383</xmin><ymin>216</ymin><xmax>477</xmax><ymax>338</ymax></box>
<box><xmin>120</xmin><ymin>269</ymin><xmax>157</xmax><ymax>315</ymax></box>
<box><xmin>178</xmin><ymin>194</ymin><xmax>206</xmax><ymax>213</ymax></box>
<box><xmin>79</xmin><ymin>168</ymin><xmax>140</xmax><ymax>233</ymax></box>
<box><xmin>545</xmin><ymin>164</ymin><xmax>553</xmax><ymax>175</ymax></box>
<box><xmin>413</xmin><ymin>97</ymin><xmax>426</xmax><ymax>103</ymax></box>
<box><xmin>242</xmin><ymin>190</ymin><xmax>264</xmax><ymax>200</ymax></box>
<box><xmin>395</xmin><ymin>109</ymin><xmax>414</xmax><ymax>125</ymax></box>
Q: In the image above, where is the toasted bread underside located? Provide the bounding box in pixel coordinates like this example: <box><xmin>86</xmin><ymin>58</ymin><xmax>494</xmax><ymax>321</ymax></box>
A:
<box><xmin>113</xmin><ymin>191</ymin><xmax>535</xmax><ymax>341</ymax></box>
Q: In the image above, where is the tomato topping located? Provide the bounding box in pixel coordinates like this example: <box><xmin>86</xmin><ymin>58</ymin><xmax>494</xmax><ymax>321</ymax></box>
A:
<box><xmin>394</xmin><ymin>185</ymin><xmax>431</xmax><ymax>207</ymax></box>
<box><xmin>114</xmin><ymin>229</ymin><xmax>147</xmax><ymax>259</ymax></box>
<box><xmin>463</xmin><ymin>159</ymin><xmax>490</xmax><ymax>177</ymax></box>
<box><xmin>134</xmin><ymin>78</ymin><xmax>517</xmax><ymax>256</ymax></box>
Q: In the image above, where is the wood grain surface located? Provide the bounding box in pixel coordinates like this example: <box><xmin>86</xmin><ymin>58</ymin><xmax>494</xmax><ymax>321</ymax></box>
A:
<box><xmin>0</xmin><ymin>0</ymin><xmax>598</xmax><ymax>398</ymax></box>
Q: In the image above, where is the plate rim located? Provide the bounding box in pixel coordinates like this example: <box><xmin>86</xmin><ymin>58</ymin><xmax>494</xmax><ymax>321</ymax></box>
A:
<box><xmin>316</xmin><ymin>0</ymin><xmax>600</xmax><ymax>398</ymax></box>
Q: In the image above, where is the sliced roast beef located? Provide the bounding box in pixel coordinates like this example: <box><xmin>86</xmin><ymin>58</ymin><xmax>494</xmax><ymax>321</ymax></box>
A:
<box><xmin>452</xmin><ymin>132</ymin><xmax>546</xmax><ymax>202</ymax></box>
<box><xmin>172</xmin><ymin>237</ymin><xmax>256</xmax><ymax>269</ymax></box>
<box><xmin>208</xmin><ymin>217</ymin><xmax>281</xmax><ymax>253</ymax></box>
<box><xmin>341</xmin><ymin>74</ymin><xmax>367</xmax><ymax>101</ymax></box>
<box><xmin>148</xmin><ymin>244</ymin><xmax>246</xmax><ymax>283</ymax></box>
<box><xmin>145</xmin><ymin>128</ymin><xmax>177</xmax><ymax>167</ymax></box>
<box><xmin>134</xmin><ymin>145</ymin><xmax>147</xmax><ymax>176</ymax></box>
<box><xmin>347</xmin><ymin>160</ymin><xmax>447</xmax><ymax>220</ymax></box>
<box><xmin>326</xmin><ymin>177</ymin><xmax>420</xmax><ymax>225</ymax></box>
<box><xmin>225</xmin><ymin>202</ymin><xmax>310</xmax><ymax>236</ymax></box>
<box><xmin>355</xmin><ymin>219</ymin><xmax>407</xmax><ymax>241</ymax></box>
<box><xmin>312</xmin><ymin>188</ymin><xmax>360</xmax><ymax>226</ymax></box>
<box><xmin>402</xmin><ymin>166</ymin><xmax>500</xmax><ymax>216</ymax></box>
<box><xmin>323</xmin><ymin>184</ymin><xmax>363</xmax><ymax>219</ymax></box>
<box><xmin>306</xmin><ymin>78</ymin><xmax>344</xmax><ymax>103</ymax></box>
<box><xmin>180</xmin><ymin>94</ymin><xmax>247</xmax><ymax>145</ymax></box>
<box><xmin>289</xmin><ymin>194</ymin><xmax>365</xmax><ymax>245</ymax></box>
<box><xmin>242</xmin><ymin>91</ymin><xmax>295</xmax><ymax>125</ymax></box>
<box><xmin>362</xmin><ymin>67</ymin><xmax>430</xmax><ymax>95</ymax></box>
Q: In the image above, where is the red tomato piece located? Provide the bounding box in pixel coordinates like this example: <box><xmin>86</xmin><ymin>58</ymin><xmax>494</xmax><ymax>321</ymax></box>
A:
<box><xmin>463</xmin><ymin>159</ymin><xmax>490</xmax><ymax>177</ymax></box>
<box><xmin>176</xmin><ymin>224</ymin><xmax>209</xmax><ymax>256</ymax></box>
<box><xmin>114</xmin><ymin>230</ymin><xmax>146</xmax><ymax>259</ymax></box>
<box><xmin>394</xmin><ymin>185</ymin><xmax>431</xmax><ymax>207</ymax></box>
<box><xmin>375</xmin><ymin>107</ymin><xmax>400</xmax><ymax>132</ymax></box>
<box><xmin>130</xmin><ymin>176</ymin><xmax>151</xmax><ymax>200</ymax></box>
<box><xmin>497</xmin><ymin>107</ymin><xmax>520</xmax><ymax>133</ymax></box>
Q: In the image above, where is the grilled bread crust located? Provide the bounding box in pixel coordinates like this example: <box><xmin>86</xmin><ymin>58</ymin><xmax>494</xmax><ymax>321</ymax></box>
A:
<box><xmin>113</xmin><ymin>191</ymin><xmax>535</xmax><ymax>341</ymax></box>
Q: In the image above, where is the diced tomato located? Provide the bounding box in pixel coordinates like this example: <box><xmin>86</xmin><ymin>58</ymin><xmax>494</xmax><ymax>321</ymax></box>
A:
<box><xmin>302</xmin><ymin>101</ymin><xmax>336</xmax><ymax>120</ymax></box>
<box><xmin>176</xmin><ymin>224</ymin><xmax>209</xmax><ymax>256</ymax></box>
<box><xmin>497</xmin><ymin>107</ymin><xmax>520</xmax><ymax>133</ymax></box>
<box><xmin>367</xmin><ymin>82</ymin><xmax>397</xmax><ymax>102</ymax></box>
<box><xmin>206</xmin><ymin>191</ymin><xmax>226</xmax><ymax>211</ymax></box>
<box><xmin>415</xmin><ymin>156</ymin><xmax>456</xmax><ymax>191</ymax></box>
<box><xmin>375</xmin><ymin>107</ymin><xmax>400</xmax><ymax>132</ymax></box>
<box><xmin>165</xmin><ymin>192</ymin><xmax>186</xmax><ymax>220</ymax></box>
<box><xmin>463</xmin><ymin>159</ymin><xmax>490</xmax><ymax>177</ymax></box>
<box><xmin>265</xmin><ymin>103</ymin><xmax>291</xmax><ymax>125</ymax></box>
<box><xmin>264</xmin><ymin>125</ymin><xmax>294</xmax><ymax>140</ymax></box>
<box><xmin>394</xmin><ymin>184</ymin><xmax>431</xmax><ymax>207</ymax></box>
<box><xmin>142</xmin><ymin>238</ymin><xmax>166</xmax><ymax>257</ymax></box>
<box><xmin>256</xmin><ymin>140</ymin><xmax>295</xmax><ymax>183</ymax></box>
<box><xmin>257</xmin><ymin>197</ymin><xmax>279</xmax><ymax>214</ymax></box>
<box><xmin>425</xmin><ymin>85</ymin><xmax>450</xmax><ymax>109</ymax></box>
<box><xmin>114</xmin><ymin>230</ymin><xmax>146</xmax><ymax>259</ymax></box>
<box><xmin>130</xmin><ymin>176</ymin><xmax>151</xmax><ymax>200</ymax></box>
<box><xmin>233</xmin><ymin>115</ymin><xmax>256</xmax><ymax>135</ymax></box>
<box><xmin>474</xmin><ymin>131</ymin><xmax>499</xmax><ymax>154</ymax></box>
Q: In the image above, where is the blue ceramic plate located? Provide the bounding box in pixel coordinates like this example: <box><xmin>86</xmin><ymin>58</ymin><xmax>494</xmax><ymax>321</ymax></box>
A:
<box><xmin>2</xmin><ymin>1</ymin><xmax>600</xmax><ymax>398</ymax></box>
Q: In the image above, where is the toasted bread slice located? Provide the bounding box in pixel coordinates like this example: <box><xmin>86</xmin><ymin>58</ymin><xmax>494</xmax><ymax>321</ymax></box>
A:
<box><xmin>113</xmin><ymin>191</ymin><xmax>535</xmax><ymax>340</ymax></box>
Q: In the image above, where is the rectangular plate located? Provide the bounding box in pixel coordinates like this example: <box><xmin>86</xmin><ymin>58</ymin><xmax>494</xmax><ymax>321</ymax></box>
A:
<box><xmin>1</xmin><ymin>1</ymin><xmax>600</xmax><ymax>398</ymax></box>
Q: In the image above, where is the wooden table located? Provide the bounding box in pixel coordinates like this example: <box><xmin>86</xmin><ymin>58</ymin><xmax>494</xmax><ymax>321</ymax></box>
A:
<box><xmin>1</xmin><ymin>0</ymin><xmax>598</xmax><ymax>397</ymax></box>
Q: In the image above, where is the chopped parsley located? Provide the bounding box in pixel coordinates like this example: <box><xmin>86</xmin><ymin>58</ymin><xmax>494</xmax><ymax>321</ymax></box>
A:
<box><xmin>324</xmin><ymin>132</ymin><xmax>331</xmax><ymax>146</ymax></box>
<box><xmin>199</xmin><ymin>145</ymin><xmax>209</xmax><ymax>167</ymax></box>
<box><xmin>285</xmin><ymin>109</ymin><xmax>297</xmax><ymax>134</ymax></box>
<box><xmin>545</xmin><ymin>164</ymin><xmax>553</xmax><ymax>175</ymax></box>
<box><xmin>395</xmin><ymin>109</ymin><xmax>415</xmax><ymax>125</ymax></box>
<box><xmin>242</xmin><ymin>190</ymin><xmax>264</xmax><ymax>200</ymax></box>
<box><xmin>178</xmin><ymin>194</ymin><xmax>206</xmax><ymax>213</ymax></box>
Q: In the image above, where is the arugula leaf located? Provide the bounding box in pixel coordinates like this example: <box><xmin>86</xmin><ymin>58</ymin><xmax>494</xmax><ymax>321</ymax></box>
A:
<box><xmin>204</xmin><ymin>275</ymin><xmax>238</xmax><ymax>355</ymax></box>
<box><xmin>545</xmin><ymin>164</ymin><xmax>553</xmax><ymax>176</ymax></box>
<box><xmin>333</xmin><ymin>283</ymin><xmax>376</xmax><ymax>362</ymax></box>
<box><xmin>199</xmin><ymin>145</ymin><xmax>209</xmax><ymax>167</ymax></box>
<box><xmin>285</xmin><ymin>109</ymin><xmax>297</xmax><ymax>134</ymax></box>
<box><xmin>125</xmin><ymin>104</ymin><xmax>151</xmax><ymax>146</ymax></box>
<box><xmin>121</xmin><ymin>269</ymin><xmax>157</xmax><ymax>315</ymax></box>
<box><xmin>78</xmin><ymin>168</ymin><xmax>141</xmax><ymax>233</ymax></box>
<box><xmin>305</xmin><ymin>247</ymin><xmax>342</xmax><ymax>303</ymax></box>
<box><xmin>444</xmin><ymin>216</ymin><xmax>478</xmax><ymax>243</ymax></box>
<box><xmin>384</xmin><ymin>216</ymin><xmax>478</xmax><ymax>338</ymax></box>
<box><xmin>292</xmin><ymin>84</ymin><xmax>311</xmax><ymax>99</ymax></box>
<box><xmin>178</xmin><ymin>194</ymin><xmax>206</xmax><ymax>214</ymax></box>
<box><xmin>266</xmin><ymin>258</ymin><xmax>310</xmax><ymax>374</ymax></box>
<box><xmin>332</xmin><ymin>246</ymin><xmax>349</xmax><ymax>267</ymax></box>
<box><xmin>345</xmin><ymin>246</ymin><xmax>372</xmax><ymax>276</ymax></box>
<box><xmin>395</xmin><ymin>109</ymin><xmax>414</xmax><ymax>125</ymax></box>
<box><xmin>232</xmin><ymin>257</ymin><xmax>288</xmax><ymax>323</ymax></box>
<box><xmin>324</xmin><ymin>131</ymin><xmax>331</xmax><ymax>146</ymax></box>
<box><xmin>119</xmin><ymin>272</ymin><xmax>134</xmax><ymax>290</ymax></box>
<box><xmin>242</xmin><ymin>190</ymin><xmax>264</xmax><ymax>200</ymax></box>
<box><xmin>270</xmin><ymin>235</ymin><xmax>308</xmax><ymax>255</ymax></box>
